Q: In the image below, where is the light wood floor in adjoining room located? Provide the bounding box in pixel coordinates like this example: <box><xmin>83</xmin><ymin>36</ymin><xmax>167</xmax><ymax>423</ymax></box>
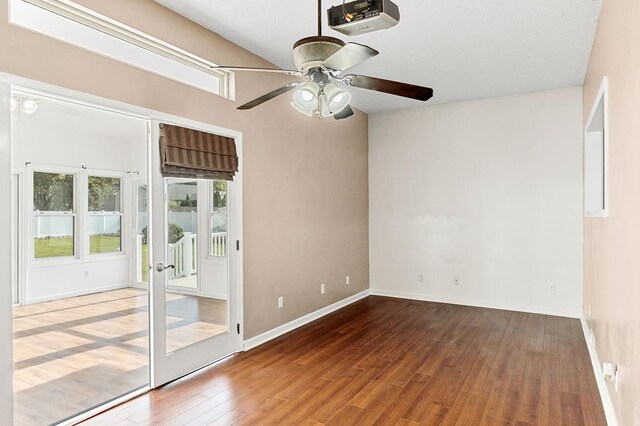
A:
<box><xmin>84</xmin><ymin>296</ymin><xmax>606</xmax><ymax>426</ymax></box>
<box><xmin>13</xmin><ymin>288</ymin><xmax>228</xmax><ymax>426</ymax></box>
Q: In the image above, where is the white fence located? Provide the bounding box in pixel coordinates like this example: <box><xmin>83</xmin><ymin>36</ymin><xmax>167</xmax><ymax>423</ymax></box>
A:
<box><xmin>136</xmin><ymin>211</ymin><xmax>226</xmax><ymax>234</ymax></box>
<box><xmin>33</xmin><ymin>215</ymin><xmax>73</xmax><ymax>238</ymax></box>
<box><xmin>33</xmin><ymin>213</ymin><xmax>121</xmax><ymax>238</ymax></box>
<box><xmin>88</xmin><ymin>214</ymin><xmax>121</xmax><ymax>235</ymax></box>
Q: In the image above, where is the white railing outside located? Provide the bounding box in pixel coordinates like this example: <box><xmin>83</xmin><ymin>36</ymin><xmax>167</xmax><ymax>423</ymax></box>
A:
<box><xmin>211</xmin><ymin>232</ymin><xmax>227</xmax><ymax>257</ymax></box>
<box><xmin>134</xmin><ymin>231</ymin><xmax>229</xmax><ymax>282</ymax></box>
<box><xmin>167</xmin><ymin>232</ymin><xmax>198</xmax><ymax>279</ymax></box>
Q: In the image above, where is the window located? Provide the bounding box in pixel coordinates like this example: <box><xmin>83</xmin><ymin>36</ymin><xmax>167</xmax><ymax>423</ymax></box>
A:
<box><xmin>88</xmin><ymin>176</ymin><xmax>123</xmax><ymax>254</ymax></box>
<box><xmin>584</xmin><ymin>77</ymin><xmax>607</xmax><ymax>217</ymax></box>
<box><xmin>33</xmin><ymin>172</ymin><xmax>75</xmax><ymax>258</ymax></box>
<box><xmin>9</xmin><ymin>0</ymin><xmax>231</xmax><ymax>98</ymax></box>
<box><xmin>209</xmin><ymin>180</ymin><xmax>228</xmax><ymax>257</ymax></box>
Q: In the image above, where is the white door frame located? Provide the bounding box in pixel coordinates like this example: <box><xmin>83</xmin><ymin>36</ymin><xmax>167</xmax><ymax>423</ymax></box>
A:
<box><xmin>149</xmin><ymin>119</ymin><xmax>243</xmax><ymax>387</ymax></box>
<box><xmin>0</xmin><ymin>79</ymin><xmax>15</xmax><ymax>426</ymax></box>
<box><xmin>131</xmin><ymin>176</ymin><xmax>149</xmax><ymax>289</ymax></box>
<box><xmin>0</xmin><ymin>71</ymin><xmax>244</xmax><ymax>423</ymax></box>
<box><xmin>10</xmin><ymin>171</ymin><xmax>24</xmax><ymax>306</ymax></box>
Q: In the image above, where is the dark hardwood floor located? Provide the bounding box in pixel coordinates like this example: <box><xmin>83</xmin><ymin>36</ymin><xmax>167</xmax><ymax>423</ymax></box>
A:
<box><xmin>83</xmin><ymin>296</ymin><xmax>606</xmax><ymax>425</ymax></box>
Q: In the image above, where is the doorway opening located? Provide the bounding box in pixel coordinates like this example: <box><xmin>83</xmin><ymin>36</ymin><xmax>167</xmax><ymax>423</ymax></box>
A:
<box><xmin>5</xmin><ymin>84</ymin><xmax>244</xmax><ymax>425</ymax></box>
<box><xmin>10</xmin><ymin>91</ymin><xmax>150</xmax><ymax>425</ymax></box>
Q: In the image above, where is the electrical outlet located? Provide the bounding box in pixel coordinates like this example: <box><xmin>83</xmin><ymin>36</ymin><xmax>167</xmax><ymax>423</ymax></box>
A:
<box><xmin>345</xmin><ymin>275</ymin><xmax>350</xmax><ymax>285</ymax></box>
<box><xmin>84</xmin><ymin>271</ymin><xmax>89</xmax><ymax>278</ymax></box>
<box><xmin>549</xmin><ymin>284</ymin><xmax>557</xmax><ymax>294</ymax></box>
<box><xmin>454</xmin><ymin>277</ymin><xmax>460</xmax><ymax>286</ymax></box>
<box><xmin>418</xmin><ymin>274</ymin><xmax>424</xmax><ymax>283</ymax></box>
<box><xmin>278</xmin><ymin>296</ymin><xmax>284</xmax><ymax>309</ymax></box>
<box><xmin>321</xmin><ymin>283</ymin><xmax>326</xmax><ymax>294</ymax></box>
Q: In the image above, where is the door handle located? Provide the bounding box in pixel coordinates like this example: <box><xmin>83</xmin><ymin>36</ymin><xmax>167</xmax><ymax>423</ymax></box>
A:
<box><xmin>155</xmin><ymin>263</ymin><xmax>175</xmax><ymax>272</ymax></box>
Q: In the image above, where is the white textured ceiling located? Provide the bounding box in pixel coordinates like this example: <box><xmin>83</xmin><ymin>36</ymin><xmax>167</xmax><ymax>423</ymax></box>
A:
<box><xmin>155</xmin><ymin>0</ymin><xmax>601</xmax><ymax>114</ymax></box>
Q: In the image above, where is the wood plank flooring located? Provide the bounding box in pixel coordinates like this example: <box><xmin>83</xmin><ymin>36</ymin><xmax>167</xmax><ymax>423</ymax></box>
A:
<box><xmin>84</xmin><ymin>296</ymin><xmax>606</xmax><ymax>425</ymax></box>
<box><xmin>13</xmin><ymin>289</ymin><xmax>228</xmax><ymax>426</ymax></box>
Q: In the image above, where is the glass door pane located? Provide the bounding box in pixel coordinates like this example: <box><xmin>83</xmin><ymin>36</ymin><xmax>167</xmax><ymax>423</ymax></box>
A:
<box><xmin>166</xmin><ymin>180</ymin><xmax>198</xmax><ymax>293</ymax></box>
<box><xmin>136</xmin><ymin>184</ymin><xmax>149</xmax><ymax>284</ymax></box>
<box><xmin>11</xmin><ymin>174</ymin><xmax>19</xmax><ymax>305</ymax></box>
<box><xmin>164</xmin><ymin>179</ymin><xmax>229</xmax><ymax>354</ymax></box>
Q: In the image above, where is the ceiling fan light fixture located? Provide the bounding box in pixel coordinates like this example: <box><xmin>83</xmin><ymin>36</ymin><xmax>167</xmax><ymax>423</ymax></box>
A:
<box><xmin>291</xmin><ymin>100</ymin><xmax>315</xmax><ymax>117</ymax></box>
<box><xmin>230</xmin><ymin>0</ymin><xmax>433</xmax><ymax>118</ymax></box>
<box><xmin>292</xmin><ymin>81</ymin><xmax>319</xmax><ymax>116</ymax></box>
<box><xmin>321</xmin><ymin>83</ymin><xmax>351</xmax><ymax>117</ymax></box>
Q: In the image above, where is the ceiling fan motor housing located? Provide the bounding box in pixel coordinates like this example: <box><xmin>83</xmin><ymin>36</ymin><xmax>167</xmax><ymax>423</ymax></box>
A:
<box><xmin>292</xmin><ymin>36</ymin><xmax>345</xmax><ymax>73</ymax></box>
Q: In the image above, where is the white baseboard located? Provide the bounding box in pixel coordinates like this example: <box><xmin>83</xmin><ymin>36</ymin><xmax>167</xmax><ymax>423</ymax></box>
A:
<box><xmin>580</xmin><ymin>316</ymin><xmax>618</xmax><ymax>426</ymax></box>
<box><xmin>199</xmin><ymin>292</ymin><xmax>228</xmax><ymax>300</ymax></box>
<box><xmin>369</xmin><ymin>289</ymin><xmax>581</xmax><ymax>318</ymax></box>
<box><xmin>25</xmin><ymin>282</ymin><xmax>130</xmax><ymax>305</ymax></box>
<box><xmin>243</xmin><ymin>290</ymin><xmax>370</xmax><ymax>351</ymax></box>
<box><xmin>129</xmin><ymin>282</ymin><xmax>148</xmax><ymax>290</ymax></box>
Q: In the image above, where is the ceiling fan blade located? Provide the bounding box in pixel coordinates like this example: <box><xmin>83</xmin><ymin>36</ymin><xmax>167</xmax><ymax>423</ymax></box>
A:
<box><xmin>212</xmin><ymin>66</ymin><xmax>303</xmax><ymax>76</ymax></box>
<box><xmin>322</xmin><ymin>43</ymin><xmax>379</xmax><ymax>73</ymax></box>
<box><xmin>342</xmin><ymin>74</ymin><xmax>434</xmax><ymax>101</ymax></box>
<box><xmin>237</xmin><ymin>83</ymin><xmax>300</xmax><ymax>110</ymax></box>
<box><xmin>334</xmin><ymin>105</ymin><xmax>354</xmax><ymax>120</ymax></box>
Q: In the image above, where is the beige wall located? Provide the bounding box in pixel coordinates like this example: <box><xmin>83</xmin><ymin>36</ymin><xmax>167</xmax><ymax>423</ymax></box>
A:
<box><xmin>0</xmin><ymin>0</ymin><xmax>369</xmax><ymax>339</ymax></box>
<box><xmin>582</xmin><ymin>0</ymin><xmax>640</xmax><ymax>424</ymax></box>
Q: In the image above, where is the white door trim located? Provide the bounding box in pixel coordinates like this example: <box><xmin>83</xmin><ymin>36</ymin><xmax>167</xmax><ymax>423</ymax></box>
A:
<box><xmin>0</xmin><ymin>80</ymin><xmax>14</xmax><ymax>425</ymax></box>
<box><xmin>0</xmin><ymin>71</ymin><xmax>244</xmax><ymax>423</ymax></box>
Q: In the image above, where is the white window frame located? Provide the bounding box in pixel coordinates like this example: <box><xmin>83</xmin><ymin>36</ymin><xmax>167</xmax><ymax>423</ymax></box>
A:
<box><xmin>28</xmin><ymin>165</ymin><xmax>129</xmax><ymax>266</ymax></box>
<box><xmin>30</xmin><ymin>167</ymin><xmax>78</xmax><ymax>264</ymax></box>
<box><xmin>584</xmin><ymin>77</ymin><xmax>609</xmax><ymax>218</ymax></box>
<box><xmin>87</xmin><ymin>172</ymin><xmax>125</xmax><ymax>257</ymax></box>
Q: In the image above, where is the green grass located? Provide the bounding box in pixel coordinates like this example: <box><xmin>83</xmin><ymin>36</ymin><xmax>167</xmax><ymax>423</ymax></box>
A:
<box><xmin>34</xmin><ymin>234</ymin><xmax>122</xmax><ymax>258</ymax></box>
<box><xmin>90</xmin><ymin>234</ymin><xmax>122</xmax><ymax>254</ymax></box>
<box><xmin>34</xmin><ymin>236</ymin><xmax>74</xmax><ymax>258</ymax></box>
<box><xmin>141</xmin><ymin>243</ymin><xmax>148</xmax><ymax>282</ymax></box>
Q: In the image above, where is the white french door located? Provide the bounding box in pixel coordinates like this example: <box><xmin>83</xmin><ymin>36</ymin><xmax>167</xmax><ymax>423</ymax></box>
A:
<box><xmin>149</xmin><ymin>120</ymin><xmax>243</xmax><ymax>387</ymax></box>
<box><xmin>11</xmin><ymin>173</ymin><xmax>20</xmax><ymax>305</ymax></box>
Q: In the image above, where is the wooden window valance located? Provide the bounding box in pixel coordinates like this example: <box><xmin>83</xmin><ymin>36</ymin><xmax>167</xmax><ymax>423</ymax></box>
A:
<box><xmin>160</xmin><ymin>123</ymin><xmax>238</xmax><ymax>181</ymax></box>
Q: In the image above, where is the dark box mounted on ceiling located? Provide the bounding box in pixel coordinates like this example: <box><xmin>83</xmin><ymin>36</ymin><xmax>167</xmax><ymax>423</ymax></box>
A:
<box><xmin>328</xmin><ymin>0</ymin><xmax>400</xmax><ymax>36</ymax></box>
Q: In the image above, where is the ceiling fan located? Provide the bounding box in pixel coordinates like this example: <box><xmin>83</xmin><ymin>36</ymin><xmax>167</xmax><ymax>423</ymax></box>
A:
<box><xmin>212</xmin><ymin>0</ymin><xmax>434</xmax><ymax>119</ymax></box>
